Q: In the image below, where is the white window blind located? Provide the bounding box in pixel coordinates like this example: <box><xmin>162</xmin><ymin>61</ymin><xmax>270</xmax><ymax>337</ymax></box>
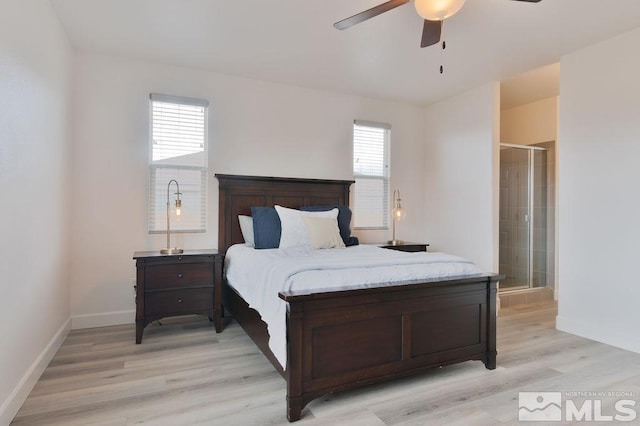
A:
<box><xmin>352</xmin><ymin>120</ymin><xmax>390</xmax><ymax>229</ymax></box>
<box><xmin>149</xmin><ymin>93</ymin><xmax>208</xmax><ymax>233</ymax></box>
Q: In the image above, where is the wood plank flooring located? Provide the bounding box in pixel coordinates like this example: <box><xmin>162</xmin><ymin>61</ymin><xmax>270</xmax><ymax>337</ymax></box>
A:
<box><xmin>12</xmin><ymin>301</ymin><xmax>640</xmax><ymax>425</ymax></box>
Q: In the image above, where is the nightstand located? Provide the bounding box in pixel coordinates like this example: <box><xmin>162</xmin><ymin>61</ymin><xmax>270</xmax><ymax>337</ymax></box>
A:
<box><xmin>133</xmin><ymin>249</ymin><xmax>224</xmax><ymax>343</ymax></box>
<box><xmin>379</xmin><ymin>242</ymin><xmax>429</xmax><ymax>253</ymax></box>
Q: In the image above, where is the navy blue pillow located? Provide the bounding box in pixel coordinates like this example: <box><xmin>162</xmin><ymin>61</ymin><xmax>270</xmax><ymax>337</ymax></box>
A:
<box><xmin>250</xmin><ymin>207</ymin><xmax>281</xmax><ymax>249</ymax></box>
<box><xmin>300</xmin><ymin>205</ymin><xmax>358</xmax><ymax>246</ymax></box>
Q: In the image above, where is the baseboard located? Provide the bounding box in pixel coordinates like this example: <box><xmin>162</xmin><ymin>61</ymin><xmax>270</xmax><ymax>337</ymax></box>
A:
<box><xmin>0</xmin><ymin>318</ymin><xmax>71</xmax><ymax>426</ymax></box>
<box><xmin>71</xmin><ymin>310</ymin><xmax>135</xmax><ymax>330</ymax></box>
<box><xmin>556</xmin><ymin>315</ymin><xmax>640</xmax><ymax>354</ymax></box>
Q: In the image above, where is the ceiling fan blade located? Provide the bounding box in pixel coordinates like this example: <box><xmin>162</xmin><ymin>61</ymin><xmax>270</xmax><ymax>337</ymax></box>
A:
<box><xmin>420</xmin><ymin>19</ymin><xmax>442</xmax><ymax>48</ymax></box>
<box><xmin>510</xmin><ymin>0</ymin><xmax>542</xmax><ymax>2</ymax></box>
<box><xmin>334</xmin><ymin>0</ymin><xmax>410</xmax><ymax>30</ymax></box>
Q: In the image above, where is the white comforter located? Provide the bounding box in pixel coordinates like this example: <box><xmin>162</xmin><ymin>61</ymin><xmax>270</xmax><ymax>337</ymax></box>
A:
<box><xmin>224</xmin><ymin>244</ymin><xmax>482</xmax><ymax>369</ymax></box>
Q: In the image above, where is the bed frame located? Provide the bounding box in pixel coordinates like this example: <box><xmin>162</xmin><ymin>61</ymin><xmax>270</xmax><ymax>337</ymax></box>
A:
<box><xmin>216</xmin><ymin>174</ymin><xmax>501</xmax><ymax>422</ymax></box>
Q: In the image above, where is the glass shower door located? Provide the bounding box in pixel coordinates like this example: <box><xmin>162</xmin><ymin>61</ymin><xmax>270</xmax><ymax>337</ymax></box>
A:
<box><xmin>499</xmin><ymin>147</ymin><xmax>531</xmax><ymax>290</ymax></box>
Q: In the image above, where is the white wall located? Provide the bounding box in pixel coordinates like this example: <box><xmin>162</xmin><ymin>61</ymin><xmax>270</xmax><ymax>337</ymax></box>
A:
<box><xmin>501</xmin><ymin>96</ymin><xmax>558</xmax><ymax>145</ymax></box>
<box><xmin>422</xmin><ymin>83</ymin><xmax>501</xmax><ymax>272</ymax></box>
<box><xmin>70</xmin><ymin>53</ymin><xmax>426</xmax><ymax>327</ymax></box>
<box><xmin>557</xmin><ymin>27</ymin><xmax>640</xmax><ymax>353</ymax></box>
<box><xmin>0</xmin><ymin>0</ymin><xmax>73</xmax><ymax>422</ymax></box>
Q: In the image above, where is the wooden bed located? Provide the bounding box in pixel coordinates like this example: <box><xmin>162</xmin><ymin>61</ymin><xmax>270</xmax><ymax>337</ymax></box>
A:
<box><xmin>216</xmin><ymin>173</ymin><xmax>502</xmax><ymax>422</ymax></box>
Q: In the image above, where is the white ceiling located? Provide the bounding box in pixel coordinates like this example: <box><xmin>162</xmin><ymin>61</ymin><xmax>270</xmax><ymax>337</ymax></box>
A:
<box><xmin>50</xmin><ymin>0</ymin><xmax>640</xmax><ymax>107</ymax></box>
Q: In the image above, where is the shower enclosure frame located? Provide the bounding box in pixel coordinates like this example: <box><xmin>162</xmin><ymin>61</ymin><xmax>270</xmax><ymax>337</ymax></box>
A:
<box><xmin>500</xmin><ymin>143</ymin><xmax>548</xmax><ymax>291</ymax></box>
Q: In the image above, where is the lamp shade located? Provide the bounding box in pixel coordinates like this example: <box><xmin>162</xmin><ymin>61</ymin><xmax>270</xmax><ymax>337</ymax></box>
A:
<box><xmin>392</xmin><ymin>205</ymin><xmax>406</xmax><ymax>221</ymax></box>
<box><xmin>414</xmin><ymin>0</ymin><xmax>466</xmax><ymax>21</ymax></box>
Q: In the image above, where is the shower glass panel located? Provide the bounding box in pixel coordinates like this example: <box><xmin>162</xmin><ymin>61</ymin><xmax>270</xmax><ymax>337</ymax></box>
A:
<box><xmin>532</xmin><ymin>149</ymin><xmax>548</xmax><ymax>288</ymax></box>
<box><xmin>499</xmin><ymin>147</ymin><xmax>531</xmax><ymax>290</ymax></box>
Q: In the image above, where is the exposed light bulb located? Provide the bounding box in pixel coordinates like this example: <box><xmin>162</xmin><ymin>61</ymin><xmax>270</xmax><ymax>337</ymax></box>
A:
<box><xmin>175</xmin><ymin>199</ymin><xmax>182</xmax><ymax>216</ymax></box>
<box><xmin>391</xmin><ymin>189</ymin><xmax>406</xmax><ymax>222</ymax></box>
<box><xmin>414</xmin><ymin>0</ymin><xmax>466</xmax><ymax>21</ymax></box>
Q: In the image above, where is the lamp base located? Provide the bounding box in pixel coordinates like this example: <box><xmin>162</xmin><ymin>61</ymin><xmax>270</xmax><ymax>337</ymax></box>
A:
<box><xmin>160</xmin><ymin>248</ymin><xmax>184</xmax><ymax>255</ymax></box>
<box><xmin>387</xmin><ymin>240</ymin><xmax>405</xmax><ymax>246</ymax></box>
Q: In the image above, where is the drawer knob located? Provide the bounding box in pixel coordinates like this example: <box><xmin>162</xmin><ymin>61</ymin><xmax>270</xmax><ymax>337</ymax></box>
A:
<box><xmin>177</xmin><ymin>298</ymin><xmax>183</xmax><ymax>304</ymax></box>
<box><xmin>177</xmin><ymin>273</ymin><xmax>183</xmax><ymax>278</ymax></box>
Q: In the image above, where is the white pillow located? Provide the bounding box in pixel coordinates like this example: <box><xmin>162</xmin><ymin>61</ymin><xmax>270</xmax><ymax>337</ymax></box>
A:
<box><xmin>302</xmin><ymin>216</ymin><xmax>346</xmax><ymax>249</ymax></box>
<box><xmin>238</xmin><ymin>215</ymin><xmax>255</xmax><ymax>247</ymax></box>
<box><xmin>275</xmin><ymin>205</ymin><xmax>338</xmax><ymax>248</ymax></box>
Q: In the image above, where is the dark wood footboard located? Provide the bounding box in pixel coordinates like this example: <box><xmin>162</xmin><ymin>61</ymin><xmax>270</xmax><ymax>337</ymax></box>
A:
<box><xmin>225</xmin><ymin>273</ymin><xmax>500</xmax><ymax>422</ymax></box>
<box><xmin>279</xmin><ymin>274</ymin><xmax>499</xmax><ymax>421</ymax></box>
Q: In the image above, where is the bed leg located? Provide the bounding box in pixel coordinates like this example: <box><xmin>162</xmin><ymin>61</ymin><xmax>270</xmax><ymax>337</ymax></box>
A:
<box><xmin>287</xmin><ymin>396</ymin><xmax>302</xmax><ymax>422</ymax></box>
<box><xmin>485</xmin><ymin>280</ymin><xmax>498</xmax><ymax>370</ymax></box>
<box><xmin>484</xmin><ymin>351</ymin><xmax>497</xmax><ymax>370</ymax></box>
<box><xmin>286</xmin><ymin>302</ymin><xmax>305</xmax><ymax>421</ymax></box>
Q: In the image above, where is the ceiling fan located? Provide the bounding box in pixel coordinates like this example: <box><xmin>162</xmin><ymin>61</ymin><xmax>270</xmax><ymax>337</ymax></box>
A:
<box><xmin>334</xmin><ymin>0</ymin><xmax>542</xmax><ymax>48</ymax></box>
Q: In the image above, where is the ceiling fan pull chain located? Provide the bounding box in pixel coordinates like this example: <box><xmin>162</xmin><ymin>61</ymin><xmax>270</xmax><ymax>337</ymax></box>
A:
<box><xmin>440</xmin><ymin>40</ymin><xmax>446</xmax><ymax>74</ymax></box>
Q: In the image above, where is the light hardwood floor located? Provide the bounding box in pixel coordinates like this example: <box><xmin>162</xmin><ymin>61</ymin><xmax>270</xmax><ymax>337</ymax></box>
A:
<box><xmin>12</xmin><ymin>301</ymin><xmax>640</xmax><ymax>425</ymax></box>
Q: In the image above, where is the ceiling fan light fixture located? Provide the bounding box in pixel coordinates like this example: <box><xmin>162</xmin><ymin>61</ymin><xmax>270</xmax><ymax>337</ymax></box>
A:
<box><xmin>414</xmin><ymin>0</ymin><xmax>466</xmax><ymax>21</ymax></box>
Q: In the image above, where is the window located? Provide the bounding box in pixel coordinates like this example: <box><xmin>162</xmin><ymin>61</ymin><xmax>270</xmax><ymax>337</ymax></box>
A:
<box><xmin>352</xmin><ymin>120</ymin><xmax>390</xmax><ymax>229</ymax></box>
<box><xmin>149</xmin><ymin>93</ymin><xmax>208</xmax><ymax>233</ymax></box>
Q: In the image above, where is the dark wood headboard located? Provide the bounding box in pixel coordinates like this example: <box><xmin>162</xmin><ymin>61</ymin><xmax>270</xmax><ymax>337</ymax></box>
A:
<box><xmin>215</xmin><ymin>174</ymin><xmax>354</xmax><ymax>253</ymax></box>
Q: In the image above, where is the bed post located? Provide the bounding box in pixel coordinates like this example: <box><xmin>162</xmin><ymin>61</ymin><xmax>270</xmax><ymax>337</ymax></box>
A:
<box><xmin>485</xmin><ymin>277</ymin><xmax>498</xmax><ymax>370</ymax></box>
<box><xmin>286</xmin><ymin>301</ymin><xmax>304</xmax><ymax>422</ymax></box>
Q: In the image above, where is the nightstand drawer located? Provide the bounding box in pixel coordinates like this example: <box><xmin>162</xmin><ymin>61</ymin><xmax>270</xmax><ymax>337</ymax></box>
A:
<box><xmin>145</xmin><ymin>263</ymin><xmax>213</xmax><ymax>290</ymax></box>
<box><xmin>145</xmin><ymin>287</ymin><xmax>213</xmax><ymax>317</ymax></box>
<box><xmin>140</xmin><ymin>254</ymin><xmax>213</xmax><ymax>265</ymax></box>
